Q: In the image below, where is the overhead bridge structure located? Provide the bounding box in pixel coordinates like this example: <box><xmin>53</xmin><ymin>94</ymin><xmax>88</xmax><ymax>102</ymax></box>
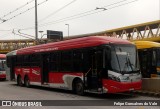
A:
<box><xmin>67</xmin><ymin>20</ymin><xmax>160</xmax><ymax>41</ymax></box>
<box><xmin>0</xmin><ymin>20</ymin><xmax>160</xmax><ymax>53</ymax></box>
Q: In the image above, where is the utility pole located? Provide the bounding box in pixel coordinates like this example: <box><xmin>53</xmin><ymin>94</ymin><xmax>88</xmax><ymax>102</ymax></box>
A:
<box><xmin>35</xmin><ymin>0</ymin><xmax>38</xmax><ymax>43</ymax></box>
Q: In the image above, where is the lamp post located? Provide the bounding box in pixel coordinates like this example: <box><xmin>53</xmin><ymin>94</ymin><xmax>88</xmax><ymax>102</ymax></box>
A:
<box><xmin>65</xmin><ymin>24</ymin><xmax>69</xmax><ymax>37</ymax></box>
<box><xmin>39</xmin><ymin>31</ymin><xmax>44</xmax><ymax>38</ymax></box>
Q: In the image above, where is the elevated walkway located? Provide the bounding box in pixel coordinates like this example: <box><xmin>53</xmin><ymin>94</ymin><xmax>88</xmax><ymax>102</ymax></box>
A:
<box><xmin>67</xmin><ymin>20</ymin><xmax>160</xmax><ymax>42</ymax></box>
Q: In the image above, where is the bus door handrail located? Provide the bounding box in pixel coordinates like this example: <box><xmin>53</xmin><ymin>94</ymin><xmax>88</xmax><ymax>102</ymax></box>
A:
<box><xmin>85</xmin><ymin>68</ymin><xmax>91</xmax><ymax>77</ymax></box>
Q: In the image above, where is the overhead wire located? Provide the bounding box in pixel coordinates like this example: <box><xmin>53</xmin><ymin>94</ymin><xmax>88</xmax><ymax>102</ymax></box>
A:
<box><xmin>1</xmin><ymin>0</ymin><xmax>50</xmax><ymax>24</ymax></box>
<box><xmin>0</xmin><ymin>0</ymin><xmax>50</xmax><ymax>39</ymax></box>
<box><xmin>39</xmin><ymin>0</ymin><xmax>128</xmax><ymax>24</ymax></box>
<box><xmin>1</xmin><ymin>0</ymin><xmax>34</xmax><ymax>19</ymax></box>
<box><xmin>1</xmin><ymin>0</ymin><xmax>138</xmax><ymax>39</ymax></box>
<box><xmin>39</xmin><ymin>0</ymin><xmax>77</xmax><ymax>22</ymax></box>
<box><xmin>12</xmin><ymin>29</ymin><xmax>35</xmax><ymax>40</ymax></box>
<box><xmin>21</xmin><ymin>9</ymin><xmax>95</xmax><ymax>30</ymax></box>
<box><xmin>103</xmin><ymin>0</ymin><xmax>128</xmax><ymax>8</ymax></box>
<box><xmin>6</xmin><ymin>6</ymin><xmax>35</xmax><ymax>21</ymax></box>
<box><xmin>21</xmin><ymin>0</ymin><xmax>138</xmax><ymax>31</ymax></box>
<box><xmin>18</xmin><ymin>29</ymin><xmax>35</xmax><ymax>38</ymax></box>
<box><xmin>107</xmin><ymin>0</ymin><xmax>138</xmax><ymax>9</ymax></box>
<box><xmin>39</xmin><ymin>0</ymin><xmax>139</xmax><ymax>27</ymax></box>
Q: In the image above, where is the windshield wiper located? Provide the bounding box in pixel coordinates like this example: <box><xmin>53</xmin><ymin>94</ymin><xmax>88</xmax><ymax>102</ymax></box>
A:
<box><xmin>112</xmin><ymin>45</ymin><xmax>122</xmax><ymax>73</ymax></box>
<box><xmin>122</xmin><ymin>57</ymin><xmax>140</xmax><ymax>74</ymax></box>
<box><xmin>122</xmin><ymin>57</ymin><xmax>134</xmax><ymax>74</ymax></box>
<box><xmin>127</xmin><ymin>57</ymin><xmax>134</xmax><ymax>71</ymax></box>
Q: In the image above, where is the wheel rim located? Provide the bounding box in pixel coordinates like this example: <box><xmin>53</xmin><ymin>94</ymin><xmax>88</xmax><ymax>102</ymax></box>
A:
<box><xmin>76</xmin><ymin>82</ymin><xmax>83</xmax><ymax>95</ymax></box>
<box><xmin>18</xmin><ymin>77</ymin><xmax>22</xmax><ymax>86</ymax></box>
<box><xmin>25</xmin><ymin>77</ymin><xmax>30</xmax><ymax>87</ymax></box>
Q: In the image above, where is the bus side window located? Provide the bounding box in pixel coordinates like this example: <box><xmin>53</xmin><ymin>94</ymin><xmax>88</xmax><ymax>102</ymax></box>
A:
<box><xmin>16</xmin><ymin>56</ymin><xmax>23</xmax><ymax>66</ymax></box>
<box><xmin>50</xmin><ymin>52</ymin><xmax>59</xmax><ymax>72</ymax></box>
<box><xmin>73</xmin><ymin>50</ymin><xmax>82</xmax><ymax>72</ymax></box>
<box><xmin>2</xmin><ymin>60</ymin><xmax>5</xmax><ymax>68</ymax></box>
<box><xmin>30</xmin><ymin>54</ymin><xmax>41</xmax><ymax>66</ymax></box>
<box><xmin>61</xmin><ymin>51</ymin><xmax>72</xmax><ymax>72</ymax></box>
<box><xmin>23</xmin><ymin>55</ymin><xmax>30</xmax><ymax>66</ymax></box>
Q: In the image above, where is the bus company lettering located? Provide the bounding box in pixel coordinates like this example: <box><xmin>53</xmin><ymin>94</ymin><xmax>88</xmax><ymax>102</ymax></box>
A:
<box><xmin>22</xmin><ymin>68</ymin><xmax>30</xmax><ymax>73</ymax></box>
<box><xmin>17</xmin><ymin>69</ymin><xmax>21</xmax><ymax>72</ymax></box>
<box><xmin>32</xmin><ymin>69</ymin><xmax>40</xmax><ymax>75</ymax></box>
<box><xmin>35</xmin><ymin>47</ymin><xmax>58</xmax><ymax>52</ymax></box>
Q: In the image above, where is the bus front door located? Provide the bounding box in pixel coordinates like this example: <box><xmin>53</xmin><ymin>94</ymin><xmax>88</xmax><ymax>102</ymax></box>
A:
<box><xmin>86</xmin><ymin>50</ymin><xmax>102</xmax><ymax>91</ymax></box>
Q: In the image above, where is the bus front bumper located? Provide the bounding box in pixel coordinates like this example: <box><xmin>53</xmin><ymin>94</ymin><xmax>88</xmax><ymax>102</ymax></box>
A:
<box><xmin>0</xmin><ymin>74</ymin><xmax>6</xmax><ymax>79</ymax></box>
<box><xmin>103</xmin><ymin>79</ymin><xmax>142</xmax><ymax>93</ymax></box>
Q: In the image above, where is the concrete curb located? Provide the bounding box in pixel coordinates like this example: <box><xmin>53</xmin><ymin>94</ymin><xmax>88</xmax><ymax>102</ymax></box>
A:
<box><xmin>131</xmin><ymin>90</ymin><xmax>160</xmax><ymax>97</ymax></box>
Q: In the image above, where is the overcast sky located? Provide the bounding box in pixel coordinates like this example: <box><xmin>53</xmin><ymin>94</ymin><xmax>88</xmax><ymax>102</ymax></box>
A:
<box><xmin>0</xmin><ymin>0</ymin><xmax>159</xmax><ymax>40</ymax></box>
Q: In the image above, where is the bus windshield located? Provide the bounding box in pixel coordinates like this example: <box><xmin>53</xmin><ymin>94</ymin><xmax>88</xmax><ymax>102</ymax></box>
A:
<box><xmin>110</xmin><ymin>44</ymin><xmax>139</xmax><ymax>74</ymax></box>
<box><xmin>0</xmin><ymin>59</ymin><xmax>6</xmax><ymax>71</ymax></box>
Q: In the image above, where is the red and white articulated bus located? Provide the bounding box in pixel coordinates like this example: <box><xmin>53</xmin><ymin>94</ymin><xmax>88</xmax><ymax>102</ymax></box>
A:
<box><xmin>6</xmin><ymin>36</ymin><xmax>141</xmax><ymax>95</ymax></box>
<box><xmin>0</xmin><ymin>54</ymin><xmax>6</xmax><ymax>80</ymax></box>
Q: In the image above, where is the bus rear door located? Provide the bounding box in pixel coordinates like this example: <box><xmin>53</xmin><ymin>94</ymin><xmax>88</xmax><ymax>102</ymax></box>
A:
<box><xmin>41</xmin><ymin>54</ymin><xmax>50</xmax><ymax>83</ymax></box>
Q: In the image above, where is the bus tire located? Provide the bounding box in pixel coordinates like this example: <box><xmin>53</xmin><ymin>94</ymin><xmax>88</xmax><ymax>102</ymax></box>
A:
<box><xmin>74</xmin><ymin>79</ymin><xmax>84</xmax><ymax>95</ymax></box>
<box><xmin>24</xmin><ymin>76</ymin><xmax>30</xmax><ymax>88</ymax></box>
<box><xmin>17</xmin><ymin>75</ymin><xmax>23</xmax><ymax>86</ymax></box>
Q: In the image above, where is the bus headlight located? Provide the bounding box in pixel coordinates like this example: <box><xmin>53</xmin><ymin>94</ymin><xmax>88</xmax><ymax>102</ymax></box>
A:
<box><xmin>119</xmin><ymin>75</ymin><xmax>130</xmax><ymax>82</ymax></box>
<box><xmin>0</xmin><ymin>71</ymin><xmax>6</xmax><ymax>74</ymax></box>
<box><xmin>108</xmin><ymin>74</ymin><xmax>120</xmax><ymax>82</ymax></box>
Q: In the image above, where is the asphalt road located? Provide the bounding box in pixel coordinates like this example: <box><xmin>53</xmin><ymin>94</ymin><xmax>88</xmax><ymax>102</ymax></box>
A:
<box><xmin>0</xmin><ymin>81</ymin><xmax>159</xmax><ymax>109</ymax></box>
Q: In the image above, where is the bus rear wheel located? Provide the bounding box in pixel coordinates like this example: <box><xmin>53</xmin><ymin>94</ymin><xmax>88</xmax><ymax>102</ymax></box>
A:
<box><xmin>74</xmin><ymin>80</ymin><xmax>84</xmax><ymax>95</ymax></box>
<box><xmin>24</xmin><ymin>76</ymin><xmax>30</xmax><ymax>88</ymax></box>
<box><xmin>17</xmin><ymin>76</ymin><xmax>23</xmax><ymax>86</ymax></box>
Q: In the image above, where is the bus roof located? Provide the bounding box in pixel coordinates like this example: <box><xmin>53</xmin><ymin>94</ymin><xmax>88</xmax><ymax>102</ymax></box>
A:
<box><xmin>0</xmin><ymin>54</ymin><xmax>6</xmax><ymax>59</ymax></box>
<box><xmin>133</xmin><ymin>41</ymin><xmax>160</xmax><ymax>49</ymax></box>
<box><xmin>11</xmin><ymin>36</ymin><xmax>131</xmax><ymax>55</ymax></box>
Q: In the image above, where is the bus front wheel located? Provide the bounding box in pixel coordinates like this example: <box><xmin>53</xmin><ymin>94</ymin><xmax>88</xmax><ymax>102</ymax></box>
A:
<box><xmin>24</xmin><ymin>76</ymin><xmax>30</xmax><ymax>88</ymax></box>
<box><xmin>17</xmin><ymin>76</ymin><xmax>23</xmax><ymax>86</ymax></box>
<box><xmin>74</xmin><ymin>80</ymin><xmax>84</xmax><ymax>95</ymax></box>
